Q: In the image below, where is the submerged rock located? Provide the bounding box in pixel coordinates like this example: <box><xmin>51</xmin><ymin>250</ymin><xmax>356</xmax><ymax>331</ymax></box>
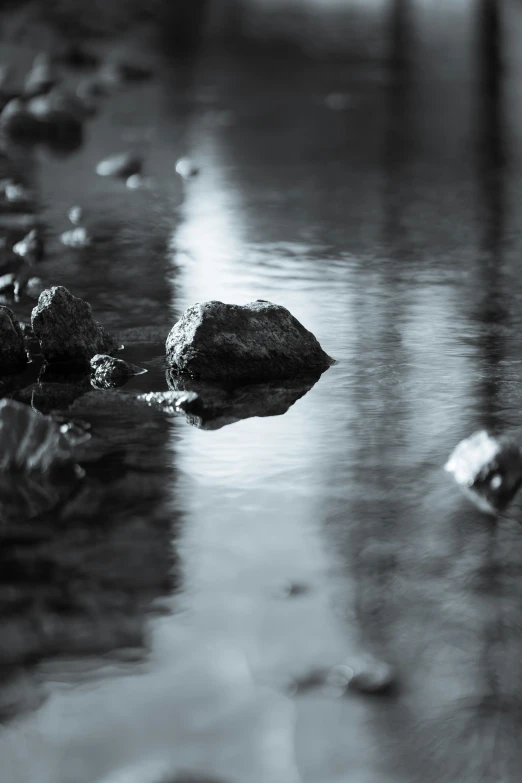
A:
<box><xmin>166</xmin><ymin>300</ymin><xmax>333</xmax><ymax>383</ymax></box>
<box><xmin>175</xmin><ymin>157</ymin><xmax>199</xmax><ymax>179</ymax></box>
<box><xmin>445</xmin><ymin>430</ymin><xmax>522</xmax><ymax>514</ymax></box>
<box><xmin>0</xmin><ymin>398</ymin><xmax>89</xmax><ymax>473</ymax></box>
<box><xmin>96</xmin><ymin>152</ymin><xmax>142</xmax><ymax>179</ymax></box>
<box><xmin>0</xmin><ymin>305</ymin><xmax>27</xmax><ymax>374</ymax></box>
<box><xmin>60</xmin><ymin>226</ymin><xmax>90</xmax><ymax>248</ymax></box>
<box><xmin>31</xmin><ymin>286</ymin><xmax>119</xmax><ymax>367</ymax></box>
<box><xmin>23</xmin><ymin>55</ymin><xmax>56</xmax><ymax>98</ymax></box>
<box><xmin>13</xmin><ymin>228</ymin><xmax>44</xmax><ymax>264</ymax></box>
<box><xmin>90</xmin><ymin>354</ymin><xmax>146</xmax><ymax>389</ymax></box>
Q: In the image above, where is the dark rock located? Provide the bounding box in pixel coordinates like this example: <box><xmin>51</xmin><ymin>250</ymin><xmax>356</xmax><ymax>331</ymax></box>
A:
<box><xmin>13</xmin><ymin>228</ymin><xmax>44</xmax><ymax>264</ymax></box>
<box><xmin>90</xmin><ymin>354</ymin><xmax>146</xmax><ymax>389</ymax></box>
<box><xmin>445</xmin><ymin>430</ymin><xmax>522</xmax><ymax>514</ymax></box>
<box><xmin>0</xmin><ymin>305</ymin><xmax>27</xmax><ymax>374</ymax></box>
<box><xmin>0</xmin><ymin>99</ymin><xmax>40</xmax><ymax>139</ymax></box>
<box><xmin>96</xmin><ymin>152</ymin><xmax>143</xmax><ymax>179</ymax></box>
<box><xmin>175</xmin><ymin>157</ymin><xmax>199</xmax><ymax>179</ymax></box>
<box><xmin>0</xmin><ymin>273</ymin><xmax>16</xmax><ymax>298</ymax></box>
<box><xmin>0</xmin><ymin>398</ymin><xmax>89</xmax><ymax>473</ymax></box>
<box><xmin>60</xmin><ymin>227</ymin><xmax>90</xmax><ymax>248</ymax></box>
<box><xmin>31</xmin><ymin>286</ymin><xmax>119</xmax><ymax>368</ymax></box>
<box><xmin>23</xmin><ymin>55</ymin><xmax>56</xmax><ymax>98</ymax></box>
<box><xmin>165</xmin><ymin>300</ymin><xmax>333</xmax><ymax>383</ymax></box>
<box><xmin>166</xmin><ymin>370</ymin><xmax>322</xmax><ymax>430</ymax></box>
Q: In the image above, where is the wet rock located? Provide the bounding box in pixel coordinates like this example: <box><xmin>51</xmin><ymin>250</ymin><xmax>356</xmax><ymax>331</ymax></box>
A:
<box><xmin>60</xmin><ymin>226</ymin><xmax>90</xmax><ymax>248</ymax></box>
<box><xmin>90</xmin><ymin>354</ymin><xmax>146</xmax><ymax>389</ymax></box>
<box><xmin>0</xmin><ymin>305</ymin><xmax>27</xmax><ymax>374</ymax></box>
<box><xmin>175</xmin><ymin>157</ymin><xmax>199</xmax><ymax>179</ymax></box>
<box><xmin>0</xmin><ymin>398</ymin><xmax>89</xmax><ymax>473</ymax></box>
<box><xmin>67</xmin><ymin>205</ymin><xmax>83</xmax><ymax>225</ymax></box>
<box><xmin>0</xmin><ymin>273</ymin><xmax>16</xmax><ymax>298</ymax></box>
<box><xmin>13</xmin><ymin>228</ymin><xmax>44</xmax><ymax>264</ymax></box>
<box><xmin>137</xmin><ymin>390</ymin><xmax>204</xmax><ymax>416</ymax></box>
<box><xmin>126</xmin><ymin>174</ymin><xmax>153</xmax><ymax>190</ymax></box>
<box><xmin>445</xmin><ymin>430</ymin><xmax>522</xmax><ymax>514</ymax></box>
<box><xmin>96</xmin><ymin>152</ymin><xmax>142</xmax><ymax>179</ymax></box>
<box><xmin>31</xmin><ymin>286</ymin><xmax>119</xmax><ymax>368</ymax></box>
<box><xmin>0</xmin><ymin>98</ymin><xmax>40</xmax><ymax>139</ymax></box>
<box><xmin>0</xmin><ymin>179</ymin><xmax>32</xmax><ymax>208</ymax></box>
<box><xmin>166</xmin><ymin>300</ymin><xmax>333</xmax><ymax>383</ymax></box>
<box><xmin>26</xmin><ymin>91</ymin><xmax>85</xmax><ymax>142</ymax></box>
<box><xmin>25</xmin><ymin>276</ymin><xmax>45</xmax><ymax>299</ymax></box>
<box><xmin>23</xmin><ymin>55</ymin><xmax>56</xmax><ymax>98</ymax></box>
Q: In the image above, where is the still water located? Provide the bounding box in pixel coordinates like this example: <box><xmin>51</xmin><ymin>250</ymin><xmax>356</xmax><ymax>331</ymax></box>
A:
<box><xmin>4</xmin><ymin>1</ymin><xmax>522</xmax><ymax>781</ymax></box>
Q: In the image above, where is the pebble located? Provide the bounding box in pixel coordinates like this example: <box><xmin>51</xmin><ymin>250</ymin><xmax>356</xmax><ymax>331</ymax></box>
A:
<box><xmin>67</xmin><ymin>206</ymin><xmax>83</xmax><ymax>225</ymax></box>
<box><xmin>175</xmin><ymin>157</ymin><xmax>199</xmax><ymax>180</ymax></box>
<box><xmin>60</xmin><ymin>227</ymin><xmax>90</xmax><ymax>249</ymax></box>
<box><xmin>13</xmin><ymin>229</ymin><xmax>44</xmax><ymax>264</ymax></box>
<box><xmin>96</xmin><ymin>152</ymin><xmax>143</xmax><ymax>179</ymax></box>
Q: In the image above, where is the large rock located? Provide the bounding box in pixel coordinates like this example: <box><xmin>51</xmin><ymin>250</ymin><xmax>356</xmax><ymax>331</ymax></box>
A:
<box><xmin>0</xmin><ymin>305</ymin><xmax>27</xmax><ymax>375</ymax></box>
<box><xmin>445</xmin><ymin>430</ymin><xmax>522</xmax><ymax>514</ymax></box>
<box><xmin>31</xmin><ymin>286</ymin><xmax>119</xmax><ymax>367</ymax></box>
<box><xmin>165</xmin><ymin>300</ymin><xmax>333</xmax><ymax>383</ymax></box>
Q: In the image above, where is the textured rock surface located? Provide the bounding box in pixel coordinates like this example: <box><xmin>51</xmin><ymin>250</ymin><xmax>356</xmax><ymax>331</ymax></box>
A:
<box><xmin>96</xmin><ymin>152</ymin><xmax>143</xmax><ymax>179</ymax></box>
<box><xmin>0</xmin><ymin>305</ymin><xmax>27</xmax><ymax>374</ymax></box>
<box><xmin>31</xmin><ymin>286</ymin><xmax>119</xmax><ymax>367</ymax></box>
<box><xmin>90</xmin><ymin>354</ymin><xmax>146</xmax><ymax>389</ymax></box>
<box><xmin>165</xmin><ymin>300</ymin><xmax>333</xmax><ymax>383</ymax></box>
<box><xmin>445</xmin><ymin>430</ymin><xmax>522</xmax><ymax>514</ymax></box>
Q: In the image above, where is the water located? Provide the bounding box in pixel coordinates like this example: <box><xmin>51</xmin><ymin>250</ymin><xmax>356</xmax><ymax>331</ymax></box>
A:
<box><xmin>3</xmin><ymin>1</ymin><xmax>522</xmax><ymax>781</ymax></box>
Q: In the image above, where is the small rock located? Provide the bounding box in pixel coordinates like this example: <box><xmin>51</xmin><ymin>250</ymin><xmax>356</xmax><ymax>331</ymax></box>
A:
<box><xmin>175</xmin><ymin>157</ymin><xmax>199</xmax><ymax>179</ymax></box>
<box><xmin>0</xmin><ymin>398</ymin><xmax>88</xmax><ymax>473</ymax></box>
<box><xmin>324</xmin><ymin>92</ymin><xmax>354</xmax><ymax>111</ymax></box>
<box><xmin>0</xmin><ymin>98</ymin><xmax>40</xmax><ymax>138</ymax></box>
<box><xmin>90</xmin><ymin>354</ymin><xmax>146</xmax><ymax>389</ymax></box>
<box><xmin>125</xmin><ymin>174</ymin><xmax>151</xmax><ymax>190</ymax></box>
<box><xmin>23</xmin><ymin>55</ymin><xmax>56</xmax><ymax>98</ymax></box>
<box><xmin>96</xmin><ymin>152</ymin><xmax>143</xmax><ymax>179</ymax></box>
<box><xmin>166</xmin><ymin>300</ymin><xmax>333</xmax><ymax>383</ymax></box>
<box><xmin>0</xmin><ymin>306</ymin><xmax>27</xmax><ymax>374</ymax></box>
<box><xmin>445</xmin><ymin>430</ymin><xmax>522</xmax><ymax>514</ymax></box>
<box><xmin>31</xmin><ymin>286</ymin><xmax>119</xmax><ymax>367</ymax></box>
<box><xmin>67</xmin><ymin>206</ymin><xmax>83</xmax><ymax>225</ymax></box>
<box><xmin>13</xmin><ymin>229</ymin><xmax>44</xmax><ymax>264</ymax></box>
<box><xmin>60</xmin><ymin>227</ymin><xmax>90</xmax><ymax>249</ymax></box>
<box><xmin>0</xmin><ymin>179</ymin><xmax>31</xmax><ymax>207</ymax></box>
<box><xmin>26</xmin><ymin>91</ymin><xmax>86</xmax><ymax>139</ymax></box>
<box><xmin>0</xmin><ymin>274</ymin><xmax>15</xmax><ymax>298</ymax></box>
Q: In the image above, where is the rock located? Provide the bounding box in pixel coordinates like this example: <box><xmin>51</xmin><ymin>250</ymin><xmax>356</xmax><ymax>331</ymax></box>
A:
<box><xmin>0</xmin><ymin>398</ymin><xmax>89</xmax><ymax>473</ymax></box>
<box><xmin>23</xmin><ymin>55</ymin><xmax>56</xmax><ymax>98</ymax></box>
<box><xmin>0</xmin><ymin>179</ymin><xmax>32</xmax><ymax>208</ymax></box>
<box><xmin>0</xmin><ymin>306</ymin><xmax>27</xmax><ymax>374</ymax></box>
<box><xmin>25</xmin><ymin>277</ymin><xmax>45</xmax><ymax>299</ymax></box>
<box><xmin>60</xmin><ymin>227</ymin><xmax>90</xmax><ymax>248</ymax></box>
<box><xmin>175</xmin><ymin>157</ymin><xmax>199</xmax><ymax>179</ymax></box>
<box><xmin>0</xmin><ymin>99</ymin><xmax>40</xmax><ymax>138</ymax></box>
<box><xmin>0</xmin><ymin>274</ymin><xmax>16</xmax><ymax>298</ymax></box>
<box><xmin>31</xmin><ymin>286</ymin><xmax>119</xmax><ymax>367</ymax></box>
<box><xmin>126</xmin><ymin>174</ymin><xmax>153</xmax><ymax>190</ymax></box>
<box><xmin>90</xmin><ymin>354</ymin><xmax>146</xmax><ymax>389</ymax></box>
<box><xmin>96</xmin><ymin>152</ymin><xmax>142</xmax><ymax>179</ymax></box>
<box><xmin>445</xmin><ymin>430</ymin><xmax>522</xmax><ymax>514</ymax></box>
<box><xmin>166</xmin><ymin>300</ymin><xmax>333</xmax><ymax>383</ymax></box>
<box><xmin>67</xmin><ymin>205</ymin><xmax>83</xmax><ymax>225</ymax></box>
<box><xmin>13</xmin><ymin>229</ymin><xmax>44</xmax><ymax>265</ymax></box>
<box><xmin>26</xmin><ymin>91</ymin><xmax>85</xmax><ymax>139</ymax></box>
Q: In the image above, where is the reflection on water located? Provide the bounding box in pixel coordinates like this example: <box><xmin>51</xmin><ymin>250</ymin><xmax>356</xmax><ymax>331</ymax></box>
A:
<box><xmin>4</xmin><ymin>1</ymin><xmax>522</xmax><ymax>781</ymax></box>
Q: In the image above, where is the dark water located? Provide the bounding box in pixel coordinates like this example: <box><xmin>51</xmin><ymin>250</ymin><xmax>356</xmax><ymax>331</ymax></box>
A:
<box><xmin>4</xmin><ymin>1</ymin><xmax>522</xmax><ymax>781</ymax></box>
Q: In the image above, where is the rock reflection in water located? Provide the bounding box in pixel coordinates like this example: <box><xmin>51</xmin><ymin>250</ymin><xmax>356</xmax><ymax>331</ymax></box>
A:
<box><xmin>166</xmin><ymin>367</ymin><xmax>325</xmax><ymax>430</ymax></box>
